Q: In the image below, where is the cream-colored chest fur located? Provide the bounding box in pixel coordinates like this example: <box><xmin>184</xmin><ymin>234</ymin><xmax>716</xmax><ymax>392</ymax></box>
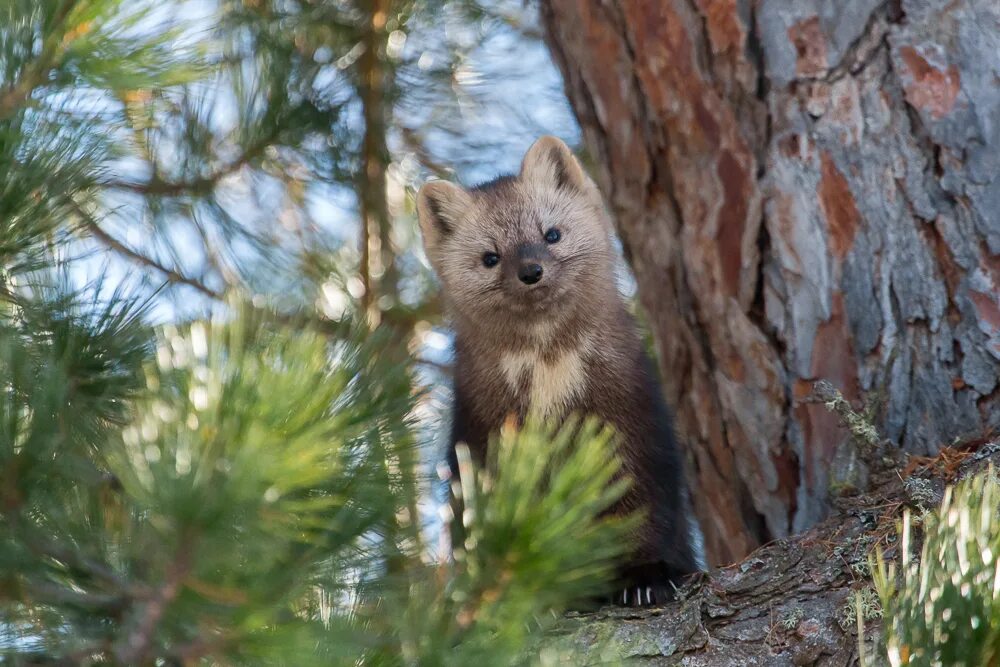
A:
<box><xmin>499</xmin><ymin>348</ymin><xmax>588</xmax><ymax>418</ymax></box>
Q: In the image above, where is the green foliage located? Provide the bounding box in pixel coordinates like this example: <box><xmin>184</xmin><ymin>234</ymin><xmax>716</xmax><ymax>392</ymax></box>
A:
<box><xmin>368</xmin><ymin>419</ymin><xmax>633</xmax><ymax>666</ymax></box>
<box><xmin>872</xmin><ymin>470</ymin><xmax>1000</xmax><ymax>667</ymax></box>
<box><xmin>0</xmin><ymin>296</ymin><xmax>415</xmax><ymax>663</ymax></box>
<box><xmin>0</xmin><ymin>300</ymin><xmax>631</xmax><ymax>663</ymax></box>
<box><xmin>463</xmin><ymin>418</ymin><xmax>632</xmax><ymax>605</ymax></box>
<box><xmin>0</xmin><ymin>275</ymin><xmax>151</xmax><ymax>507</ymax></box>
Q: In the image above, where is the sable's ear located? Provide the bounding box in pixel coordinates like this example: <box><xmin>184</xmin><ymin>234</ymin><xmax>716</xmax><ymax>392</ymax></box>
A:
<box><xmin>520</xmin><ymin>135</ymin><xmax>595</xmax><ymax>194</ymax></box>
<box><xmin>416</xmin><ymin>180</ymin><xmax>472</xmax><ymax>256</ymax></box>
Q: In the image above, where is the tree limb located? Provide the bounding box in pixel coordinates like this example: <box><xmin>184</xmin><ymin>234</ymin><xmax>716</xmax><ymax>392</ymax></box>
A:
<box><xmin>114</xmin><ymin>542</ymin><xmax>194</xmax><ymax>664</ymax></box>
<box><xmin>415</xmin><ymin>356</ymin><xmax>452</xmax><ymax>374</ymax></box>
<box><xmin>0</xmin><ymin>0</ymin><xmax>79</xmax><ymax>121</ymax></box>
<box><xmin>471</xmin><ymin>2</ymin><xmax>545</xmax><ymax>40</ymax></box>
<box><xmin>554</xmin><ymin>439</ymin><xmax>1000</xmax><ymax>665</ymax></box>
<box><xmin>74</xmin><ymin>205</ymin><xmax>224</xmax><ymax>300</ymax></box>
<box><xmin>101</xmin><ymin>141</ymin><xmax>268</xmax><ymax>197</ymax></box>
<box><xmin>400</xmin><ymin>127</ymin><xmax>452</xmax><ymax>180</ymax></box>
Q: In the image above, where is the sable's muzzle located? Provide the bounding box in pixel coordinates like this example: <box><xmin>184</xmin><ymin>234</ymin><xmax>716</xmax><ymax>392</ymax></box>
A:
<box><xmin>512</xmin><ymin>242</ymin><xmax>550</xmax><ymax>286</ymax></box>
<box><xmin>518</xmin><ymin>263</ymin><xmax>543</xmax><ymax>284</ymax></box>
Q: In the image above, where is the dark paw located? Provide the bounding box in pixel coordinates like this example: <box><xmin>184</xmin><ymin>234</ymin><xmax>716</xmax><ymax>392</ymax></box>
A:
<box><xmin>611</xmin><ymin>562</ymin><xmax>691</xmax><ymax>607</ymax></box>
<box><xmin>613</xmin><ymin>584</ymin><xmax>671</xmax><ymax>607</ymax></box>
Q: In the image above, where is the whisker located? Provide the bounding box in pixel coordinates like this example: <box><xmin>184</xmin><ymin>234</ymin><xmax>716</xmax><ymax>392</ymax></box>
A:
<box><xmin>556</xmin><ymin>249</ymin><xmax>616</xmax><ymax>265</ymax></box>
<box><xmin>470</xmin><ymin>283</ymin><xmax>503</xmax><ymax>297</ymax></box>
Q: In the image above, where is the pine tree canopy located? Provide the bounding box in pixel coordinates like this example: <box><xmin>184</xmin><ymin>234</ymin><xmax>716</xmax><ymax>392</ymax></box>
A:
<box><xmin>0</xmin><ymin>291</ymin><xmax>633</xmax><ymax>662</ymax></box>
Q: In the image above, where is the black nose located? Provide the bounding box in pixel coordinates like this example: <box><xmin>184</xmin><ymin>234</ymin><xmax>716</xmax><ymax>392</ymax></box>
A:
<box><xmin>518</xmin><ymin>263</ymin><xmax>543</xmax><ymax>285</ymax></box>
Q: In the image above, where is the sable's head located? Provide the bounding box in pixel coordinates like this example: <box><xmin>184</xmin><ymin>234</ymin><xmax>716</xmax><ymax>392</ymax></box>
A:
<box><xmin>417</xmin><ymin>136</ymin><xmax>614</xmax><ymax>330</ymax></box>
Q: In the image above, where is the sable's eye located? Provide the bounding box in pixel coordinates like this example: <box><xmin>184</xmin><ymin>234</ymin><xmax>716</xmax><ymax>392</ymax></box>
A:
<box><xmin>482</xmin><ymin>252</ymin><xmax>500</xmax><ymax>268</ymax></box>
<box><xmin>544</xmin><ymin>228</ymin><xmax>561</xmax><ymax>244</ymax></box>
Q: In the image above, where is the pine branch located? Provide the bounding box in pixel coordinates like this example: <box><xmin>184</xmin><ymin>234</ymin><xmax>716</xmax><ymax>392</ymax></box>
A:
<box><xmin>74</xmin><ymin>204</ymin><xmax>224</xmax><ymax>300</ymax></box>
<box><xmin>415</xmin><ymin>356</ymin><xmax>451</xmax><ymax>374</ymax></box>
<box><xmin>357</xmin><ymin>0</ymin><xmax>397</xmax><ymax>316</ymax></box>
<box><xmin>102</xmin><ymin>141</ymin><xmax>269</xmax><ymax>197</ymax></box>
<box><xmin>114</xmin><ymin>544</ymin><xmax>193</xmax><ymax>664</ymax></box>
<box><xmin>471</xmin><ymin>2</ymin><xmax>545</xmax><ymax>40</ymax></box>
<box><xmin>170</xmin><ymin>633</ymin><xmax>233</xmax><ymax>663</ymax></box>
<box><xmin>0</xmin><ymin>66</ymin><xmax>44</xmax><ymax>120</ymax></box>
<box><xmin>0</xmin><ymin>0</ymin><xmax>80</xmax><ymax>121</ymax></box>
<box><xmin>28</xmin><ymin>582</ymin><xmax>128</xmax><ymax>611</ymax></box>
<box><xmin>18</xmin><ymin>527</ymin><xmax>140</xmax><ymax>595</ymax></box>
<box><xmin>77</xmin><ymin>206</ymin><xmax>424</xmax><ymax>342</ymax></box>
<box><xmin>400</xmin><ymin>127</ymin><xmax>451</xmax><ymax>180</ymax></box>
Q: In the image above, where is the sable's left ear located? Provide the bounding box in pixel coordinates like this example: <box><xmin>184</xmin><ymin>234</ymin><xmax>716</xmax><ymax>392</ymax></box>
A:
<box><xmin>520</xmin><ymin>136</ymin><xmax>596</xmax><ymax>195</ymax></box>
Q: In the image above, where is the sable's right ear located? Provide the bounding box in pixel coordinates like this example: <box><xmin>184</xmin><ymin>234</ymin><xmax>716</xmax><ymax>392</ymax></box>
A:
<box><xmin>520</xmin><ymin>135</ymin><xmax>593</xmax><ymax>194</ymax></box>
<box><xmin>416</xmin><ymin>181</ymin><xmax>471</xmax><ymax>254</ymax></box>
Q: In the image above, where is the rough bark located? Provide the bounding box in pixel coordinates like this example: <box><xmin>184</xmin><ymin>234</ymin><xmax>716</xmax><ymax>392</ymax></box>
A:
<box><xmin>540</xmin><ymin>0</ymin><xmax>1000</xmax><ymax>565</ymax></box>
<box><xmin>550</xmin><ymin>440</ymin><xmax>1000</xmax><ymax>665</ymax></box>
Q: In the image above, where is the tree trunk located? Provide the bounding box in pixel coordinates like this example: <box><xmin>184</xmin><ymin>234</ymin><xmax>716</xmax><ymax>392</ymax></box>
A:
<box><xmin>540</xmin><ymin>0</ymin><xmax>1000</xmax><ymax>565</ymax></box>
<box><xmin>358</xmin><ymin>0</ymin><xmax>398</xmax><ymax>318</ymax></box>
<box><xmin>552</xmin><ymin>441</ymin><xmax>1000</xmax><ymax>665</ymax></box>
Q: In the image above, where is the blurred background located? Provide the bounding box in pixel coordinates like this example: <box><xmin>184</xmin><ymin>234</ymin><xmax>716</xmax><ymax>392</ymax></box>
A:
<box><xmin>65</xmin><ymin>0</ymin><xmax>578</xmax><ymax>329</ymax></box>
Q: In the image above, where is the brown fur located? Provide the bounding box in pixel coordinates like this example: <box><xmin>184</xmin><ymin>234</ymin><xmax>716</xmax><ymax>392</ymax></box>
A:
<box><xmin>418</xmin><ymin>136</ymin><xmax>699</xmax><ymax>605</ymax></box>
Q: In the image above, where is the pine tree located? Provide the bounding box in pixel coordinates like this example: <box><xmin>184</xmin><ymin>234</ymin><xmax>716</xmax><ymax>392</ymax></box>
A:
<box><xmin>1</xmin><ymin>1</ymin><xmax>630</xmax><ymax>664</ymax></box>
<box><xmin>873</xmin><ymin>470</ymin><xmax>1000</xmax><ymax>666</ymax></box>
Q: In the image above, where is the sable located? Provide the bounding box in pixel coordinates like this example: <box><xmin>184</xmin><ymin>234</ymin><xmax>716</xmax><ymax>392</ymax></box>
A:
<box><xmin>417</xmin><ymin>136</ymin><xmax>702</xmax><ymax>605</ymax></box>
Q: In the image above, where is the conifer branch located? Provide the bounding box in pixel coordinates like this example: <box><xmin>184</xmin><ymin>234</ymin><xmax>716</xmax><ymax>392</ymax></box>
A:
<box><xmin>0</xmin><ymin>0</ymin><xmax>80</xmax><ymax>120</ymax></box>
<box><xmin>102</xmin><ymin>141</ymin><xmax>269</xmax><ymax>197</ymax></box>
<box><xmin>74</xmin><ymin>203</ymin><xmax>224</xmax><ymax>300</ymax></box>
<box><xmin>170</xmin><ymin>633</ymin><xmax>232</xmax><ymax>663</ymax></box>
<box><xmin>4</xmin><ymin>512</ymin><xmax>141</xmax><ymax>598</ymax></box>
<box><xmin>29</xmin><ymin>582</ymin><xmax>128</xmax><ymax>611</ymax></box>
<box><xmin>471</xmin><ymin>2</ymin><xmax>544</xmax><ymax>40</ymax></box>
<box><xmin>415</xmin><ymin>356</ymin><xmax>451</xmax><ymax>374</ymax></box>
<box><xmin>115</xmin><ymin>544</ymin><xmax>193</xmax><ymax>664</ymax></box>
<box><xmin>20</xmin><ymin>530</ymin><xmax>139</xmax><ymax>595</ymax></box>
<box><xmin>0</xmin><ymin>68</ymin><xmax>44</xmax><ymax>121</ymax></box>
<box><xmin>400</xmin><ymin>127</ymin><xmax>451</xmax><ymax>180</ymax></box>
<box><xmin>357</xmin><ymin>0</ymin><xmax>399</xmax><ymax>317</ymax></box>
